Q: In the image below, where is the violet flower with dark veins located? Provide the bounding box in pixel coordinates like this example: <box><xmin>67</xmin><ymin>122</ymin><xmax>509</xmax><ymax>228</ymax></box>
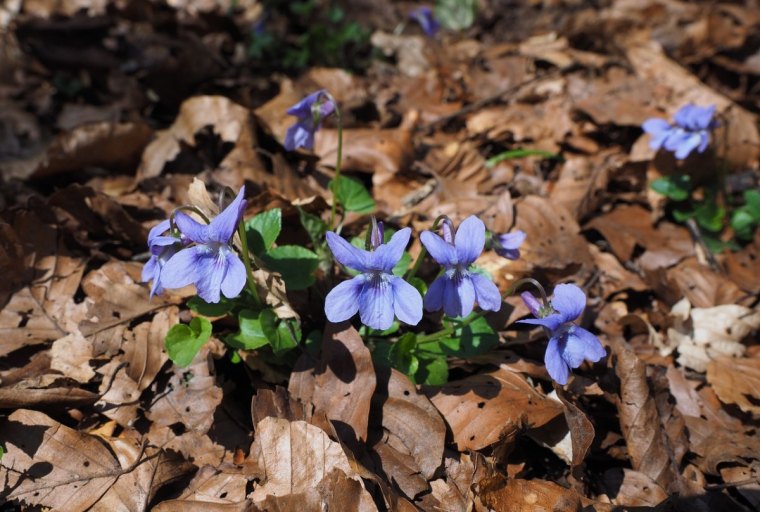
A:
<box><xmin>421</xmin><ymin>216</ymin><xmax>501</xmax><ymax>317</ymax></box>
<box><xmin>284</xmin><ymin>90</ymin><xmax>335</xmax><ymax>151</ymax></box>
<box><xmin>324</xmin><ymin>222</ymin><xmax>422</xmax><ymax>330</ymax></box>
<box><xmin>493</xmin><ymin>230</ymin><xmax>526</xmax><ymax>260</ymax></box>
<box><xmin>642</xmin><ymin>104</ymin><xmax>718</xmax><ymax>159</ymax></box>
<box><xmin>159</xmin><ymin>187</ymin><xmax>248</xmax><ymax>303</ymax></box>
<box><xmin>142</xmin><ymin>219</ymin><xmax>187</xmax><ymax>299</ymax></box>
<box><xmin>519</xmin><ymin>283</ymin><xmax>606</xmax><ymax>385</ymax></box>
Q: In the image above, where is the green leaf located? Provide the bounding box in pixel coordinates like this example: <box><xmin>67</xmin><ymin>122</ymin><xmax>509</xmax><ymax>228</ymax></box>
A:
<box><xmin>245</xmin><ymin>208</ymin><xmax>282</xmax><ymax>255</ymax></box>
<box><xmin>262</xmin><ymin>245</ymin><xmax>320</xmax><ymax>290</ymax></box>
<box><xmin>408</xmin><ymin>276</ymin><xmax>428</xmax><ymax>297</ymax></box>
<box><xmin>389</xmin><ymin>333</ymin><xmax>419</xmax><ymax>378</ymax></box>
<box><xmin>650</xmin><ymin>175</ymin><xmax>691</xmax><ymax>201</ymax></box>
<box><xmin>261</xmin><ymin>309</ymin><xmax>299</xmax><ymax>355</ymax></box>
<box><xmin>485</xmin><ymin>148</ymin><xmax>562</xmax><ymax>168</ymax></box>
<box><xmin>424</xmin><ymin>316</ymin><xmax>499</xmax><ymax>358</ymax></box>
<box><xmin>392</xmin><ymin>251</ymin><xmax>412</xmax><ymax>277</ymax></box>
<box><xmin>187</xmin><ymin>296</ymin><xmax>233</xmax><ymax>317</ymax></box>
<box><xmin>225</xmin><ymin>309</ymin><xmax>269</xmax><ymax>350</ymax></box>
<box><xmin>298</xmin><ymin>207</ymin><xmax>328</xmax><ymax>246</ymax></box>
<box><xmin>165</xmin><ymin>317</ymin><xmax>212</xmax><ymax>367</ymax></box>
<box><xmin>331</xmin><ymin>175</ymin><xmax>375</xmax><ymax>213</ymax></box>
<box><xmin>416</xmin><ymin>357</ymin><xmax>449</xmax><ymax>385</ymax></box>
<box><xmin>743</xmin><ymin>189</ymin><xmax>760</xmax><ymax>221</ymax></box>
<box><xmin>731</xmin><ymin>209</ymin><xmax>756</xmax><ymax>240</ymax></box>
<box><xmin>702</xmin><ymin>234</ymin><xmax>740</xmax><ymax>253</ymax></box>
<box><xmin>673</xmin><ymin>208</ymin><xmax>695</xmax><ymax>223</ymax></box>
<box><xmin>694</xmin><ymin>200</ymin><xmax>725</xmax><ymax>233</ymax></box>
<box><xmin>435</xmin><ymin>0</ymin><xmax>476</xmax><ymax>31</ymax></box>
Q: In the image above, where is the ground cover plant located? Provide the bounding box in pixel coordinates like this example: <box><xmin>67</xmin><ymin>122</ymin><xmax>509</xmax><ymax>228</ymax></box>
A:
<box><xmin>1</xmin><ymin>0</ymin><xmax>760</xmax><ymax>510</ymax></box>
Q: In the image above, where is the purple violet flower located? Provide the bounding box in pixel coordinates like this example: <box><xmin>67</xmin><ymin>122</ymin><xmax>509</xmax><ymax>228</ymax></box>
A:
<box><xmin>494</xmin><ymin>230</ymin><xmax>526</xmax><ymax>260</ymax></box>
<box><xmin>642</xmin><ymin>104</ymin><xmax>718</xmax><ymax>159</ymax></box>
<box><xmin>142</xmin><ymin>219</ymin><xmax>187</xmax><ymax>299</ymax></box>
<box><xmin>284</xmin><ymin>90</ymin><xmax>335</xmax><ymax>151</ymax></box>
<box><xmin>519</xmin><ymin>284</ymin><xmax>606</xmax><ymax>385</ymax></box>
<box><xmin>421</xmin><ymin>216</ymin><xmax>501</xmax><ymax>318</ymax></box>
<box><xmin>409</xmin><ymin>6</ymin><xmax>440</xmax><ymax>37</ymax></box>
<box><xmin>325</xmin><ymin>223</ymin><xmax>422</xmax><ymax>330</ymax></box>
<box><xmin>159</xmin><ymin>187</ymin><xmax>248</xmax><ymax>303</ymax></box>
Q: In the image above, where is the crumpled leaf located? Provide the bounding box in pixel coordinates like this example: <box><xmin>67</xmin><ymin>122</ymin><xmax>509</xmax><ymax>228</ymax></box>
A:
<box><xmin>0</xmin><ymin>409</ymin><xmax>192</xmax><ymax>510</ymax></box>
<box><xmin>707</xmin><ymin>356</ymin><xmax>760</xmax><ymax>417</ymax></box>
<box><xmin>667</xmin><ymin>298</ymin><xmax>760</xmax><ymax>372</ymax></box>
<box><xmin>426</xmin><ymin>368</ymin><xmax>563</xmax><ymax>451</ymax></box>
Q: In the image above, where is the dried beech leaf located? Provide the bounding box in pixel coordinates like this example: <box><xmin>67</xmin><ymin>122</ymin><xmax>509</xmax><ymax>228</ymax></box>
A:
<box><xmin>289</xmin><ymin>322</ymin><xmax>376</xmax><ymax>441</ymax></box>
<box><xmin>426</xmin><ymin>368</ymin><xmax>563</xmax><ymax>451</ymax></box>
<box><xmin>249</xmin><ymin>416</ymin><xmax>371</xmax><ymax>508</ymax></box>
<box><xmin>0</xmin><ymin>409</ymin><xmax>192</xmax><ymax>510</ymax></box>
<box><xmin>480</xmin><ymin>478</ymin><xmax>583</xmax><ymax>512</ymax></box>
<box><xmin>707</xmin><ymin>356</ymin><xmax>760</xmax><ymax>417</ymax></box>
<box><xmin>668</xmin><ymin>300</ymin><xmax>760</xmax><ymax>372</ymax></box>
<box><xmin>602</xmin><ymin>468</ymin><xmax>669</xmax><ymax>507</ymax></box>
<box><xmin>612</xmin><ymin>337</ymin><xmax>682</xmax><ymax>491</ymax></box>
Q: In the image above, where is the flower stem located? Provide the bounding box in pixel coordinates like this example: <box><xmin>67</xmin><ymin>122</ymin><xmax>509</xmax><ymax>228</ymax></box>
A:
<box><xmin>237</xmin><ymin>219</ymin><xmax>260</xmax><ymax>307</ymax></box>
<box><xmin>326</xmin><ymin>92</ymin><xmax>344</xmax><ymax>231</ymax></box>
<box><xmin>405</xmin><ymin>214</ymin><xmax>449</xmax><ymax>280</ymax></box>
<box><xmin>169</xmin><ymin>205</ymin><xmax>211</xmax><ymax>232</ymax></box>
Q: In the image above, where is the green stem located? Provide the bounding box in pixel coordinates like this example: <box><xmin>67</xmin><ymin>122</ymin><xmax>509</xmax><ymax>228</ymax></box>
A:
<box><xmin>237</xmin><ymin>219</ymin><xmax>260</xmax><ymax>307</ymax></box>
<box><xmin>327</xmin><ymin>94</ymin><xmax>344</xmax><ymax>231</ymax></box>
<box><xmin>405</xmin><ymin>214</ymin><xmax>449</xmax><ymax>280</ymax></box>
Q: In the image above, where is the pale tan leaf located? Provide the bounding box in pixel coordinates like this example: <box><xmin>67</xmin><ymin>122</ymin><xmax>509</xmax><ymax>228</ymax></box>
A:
<box><xmin>707</xmin><ymin>356</ymin><xmax>760</xmax><ymax>417</ymax></box>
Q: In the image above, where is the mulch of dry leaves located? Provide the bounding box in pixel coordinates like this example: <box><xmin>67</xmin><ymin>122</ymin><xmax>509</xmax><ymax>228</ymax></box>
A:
<box><xmin>1</xmin><ymin>0</ymin><xmax>759</xmax><ymax>510</ymax></box>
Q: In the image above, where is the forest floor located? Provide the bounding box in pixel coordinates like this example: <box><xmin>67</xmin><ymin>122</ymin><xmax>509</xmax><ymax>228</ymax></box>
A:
<box><xmin>1</xmin><ymin>0</ymin><xmax>760</xmax><ymax>510</ymax></box>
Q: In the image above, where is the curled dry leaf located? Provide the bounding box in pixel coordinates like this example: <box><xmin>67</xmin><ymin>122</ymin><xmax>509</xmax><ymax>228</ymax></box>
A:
<box><xmin>667</xmin><ymin>298</ymin><xmax>760</xmax><ymax>372</ymax></box>
<box><xmin>707</xmin><ymin>356</ymin><xmax>760</xmax><ymax>417</ymax></box>
<box><xmin>315</xmin><ymin>126</ymin><xmax>414</xmax><ymax>177</ymax></box>
<box><xmin>666</xmin><ymin>257</ymin><xmax>745</xmax><ymax>308</ymax></box>
<box><xmin>249</xmin><ymin>416</ymin><xmax>375</xmax><ymax>510</ymax></box>
<box><xmin>479</xmin><ymin>478</ymin><xmax>583</xmax><ymax>512</ymax></box>
<box><xmin>426</xmin><ymin>368</ymin><xmax>563</xmax><ymax>451</ymax></box>
<box><xmin>369</xmin><ymin>367</ymin><xmax>446</xmax><ymax>499</ymax></box>
<box><xmin>602</xmin><ymin>468</ymin><xmax>669</xmax><ymax>507</ymax></box>
<box><xmin>153</xmin><ymin>464</ymin><xmax>250</xmax><ymax>511</ymax></box>
<box><xmin>0</xmin><ymin>409</ymin><xmax>192</xmax><ymax>510</ymax></box>
<box><xmin>612</xmin><ymin>337</ymin><xmax>683</xmax><ymax>492</ymax></box>
<box><xmin>146</xmin><ymin>346</ymin><xmax>225</xmax><ymax>466</ymax></box>
<box><xmin>289</xmin><ymin>322</ymin><xmax>376</xmax><ymax>441</ymax></box>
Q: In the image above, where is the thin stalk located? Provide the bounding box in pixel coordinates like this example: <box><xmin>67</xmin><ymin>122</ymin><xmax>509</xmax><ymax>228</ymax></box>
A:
<box><xmin>169</xmin><ymin>205</ymin><xmax>211</xmax><ymax>231</ymax></box>
<box><xmin>237</xmin><ymin>220</ymin><xmax>260</xmax><ymax>307</ymax></box>
<box><xmin>326</xmin><ymin>93</ymin><xmax>344</xmax><ymax>230</ymax></box>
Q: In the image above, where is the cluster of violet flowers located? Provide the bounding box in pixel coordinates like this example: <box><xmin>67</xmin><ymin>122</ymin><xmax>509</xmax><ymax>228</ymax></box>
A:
<box><xmin>143</xmin><ymin>87</ymin><xmax>607</xmax><ymax>387</ymax></box>
<box><xmin>642</xmin><ymin>103</ymin><xmax>718</xmax><ymax>159</ymax></box>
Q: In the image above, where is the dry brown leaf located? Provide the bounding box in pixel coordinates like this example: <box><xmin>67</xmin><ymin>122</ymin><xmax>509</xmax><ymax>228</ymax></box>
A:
<box><xmin>549</xmin><ymin>152</ymin><xmax>620</xmax><ymax>222</ymax></box>
<box><xmin>0</xmin><ymin>409</ymin><xmax>192</xmax><ymax>510</ymax></box>
<box><xmin>315</xmin><ymin>127</ymin><xmax>414</xmax><ymax>177</ymax></box>
<box><xmin>479</xmin><ymin>478</ymin><xmax>583</xmax><ymax>512</ymax></box>
<box><xmin>426</xmin><ymin>368</ymin><xmax>563</xmax><ymax>451</ymax></box>
<box><xmin>707</xmin><ymin>356</ymin><xmax>760</xmax><ymax>417</ymax></box>
<box><xmin>155</xmin><ymin>464</ymin><xmax>249</xmax><ymax>509</ymax></box>
<box><xmin>146</xmin><ymin>346</ymin><xmax>225</xmax><ymax>465</ymax></box>
<box><xmin>50</xmin><ymin>331</ymin><xmax>95</xmax><ymax>383</ymax></box>
<box><xmin>611</xmin><ymin>337</ymin><xmax>683</xmax><ymax>492</ymax></box>
<box><xmin>370</xmin><ymin>31</ymin><xmax>431</xmax><ymax>77</ymax></box>
<box><xmin>249</xmin><ymin>416</ymin><xmax>374</xmax><ymax>509</ymax></box>
<box><xmin>724</xmin><ymin>232</ymin><xmax>760</xmax><ymax>294</ymax></box>
<box><xmin>667</xmin><ymin>299</ymin><xmax>760</xmax><ymax>372</ymax></box>
<box><xmin>0</xmin><ymin>207</ymin><xmax>88</xmax><ymax>357</ymax></box>
<box><xmin>3</xmin><ymin>121</ymin><xmax>151</xmax><ymax>181</ymax></box>
<box><xmin>666</xmin><ymin>257</ymin><xmax>745</xmax><ymax>308</ymax></box>
<box><xmin>369</xmin><ymin>367</ymin><xmax>446</xmax><ymax>499</ymax></box>
<box><xmin>289</xmin><ymin>322</ymin><xmax>376</xmax><ymax>442</ymax></box>
<box><xmin>602</xmin><ymin>468</ymin><xmax>669</xmax><ymax>507</ymax></box>
<box><xmin>123</xmin><ymin>306</ymin><xmax>177</xmax><ymax>391</ymax></box>
<box><xmin>0</xmin><ymin>382</ymin><xmax>98</xmax><ymax>409</ymax></box>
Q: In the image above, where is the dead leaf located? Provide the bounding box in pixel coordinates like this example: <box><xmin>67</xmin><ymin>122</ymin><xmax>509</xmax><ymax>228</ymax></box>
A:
<box><xmin>602</xmin><ymin>468</ymin><xmax>669</xmax><ymax>507</ymax></box>
<box><xmin>289</xmin><ymin>322</ymin><xmax>376</xmax><ymax>442</ymax></box>
<box><xmin>0</xmin><ymin>409</ymin><xmax>192</xmax><ymax>510</ymax></box>
<box><xmin>50</xmin><ymin>331</ymin><xmax>95</xmax><ymax>383</ymax></box>
<box><xmin>707</xmin><ymin>356</ymin><xmax>760</xmax><ymax>417</ymax></box>
<box><xmin>426</xmin><ymin>368</ymin><xmax>563</xmax><ymax>451</ymax></box>
<box><xmin>248</xmin><ymin>416</ymin><xmax>373</xmax><ymax>509</ymax></box>
<box><xmin>611</xmin><ymin>337</ymin><xmax>683</xmax><ymax>492</ymax></box>
<box><xmin>667</xmin><ymin>299</ymin><xmax>760</xmax><ymax>372</ymax></box>
<box><xmin>479</xmin><ymin>478</ymin><xmax>583</xmax><ymax>512</ymax></box>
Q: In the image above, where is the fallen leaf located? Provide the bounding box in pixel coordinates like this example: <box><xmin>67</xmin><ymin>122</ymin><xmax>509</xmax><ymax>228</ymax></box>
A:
<box><xmin>0</xmin><ymin>409</ymin><xmax>192</xmax><ymax>510</ymax></box>
<box><xmin>707</xmin><ymin>356</ymin><xmax>760</xmax><ymax>417</ymax></box>
<box><xmin>479</xmin><ymin>478</ymin><xmax>583</xmax><ymax>512</ymax></box>
<box><xmin>426</xmin><ymin>368</ymin><xmax>563</xmax><ymax>451</ymax></box>
<box><xmin>602</xmin><ymin>468</ymin><xmax>669</xmax><ymax>507</ymax></box>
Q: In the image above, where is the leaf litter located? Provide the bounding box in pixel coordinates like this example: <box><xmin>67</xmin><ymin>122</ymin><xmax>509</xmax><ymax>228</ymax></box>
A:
<box><xmin>1</xmin><ymin>0</ymin><xmax>759</xmax><ymax>510</ymax></box>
